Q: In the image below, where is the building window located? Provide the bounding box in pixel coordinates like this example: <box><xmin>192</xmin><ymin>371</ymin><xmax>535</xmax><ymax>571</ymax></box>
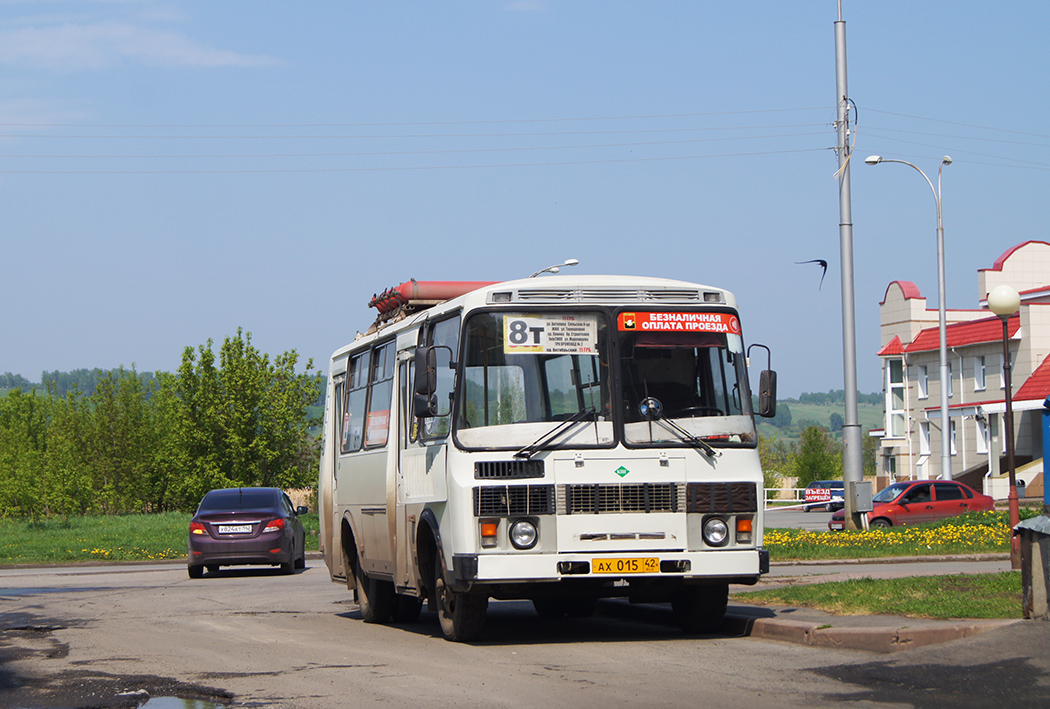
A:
<box><xmin>976</xmin><ymin>416</ymin><xmax>988</xmax><ymax>455</ymax></box>
<box><xmin>974</xmin><ymin>356</ymin><xmax>986</xmax><ymax>391</ymax></box>
<box><xmin>886</xmin><ymin>359</ymin><xmax>906</xmax><ymax>437</ymax></box>
<box><xmin>919</xmin><ymin>421</ymin><xmax>931</xmax><ymax>455</ymax></box>
<box><xmin>950</xmin><ymin>419</ymin><xmax>957</xmax><ymax>456</ymax></box>
<box><xmin>917</xmin><ymin>364</ymin><xmax>929</xmax><ymax>399</ymax></box>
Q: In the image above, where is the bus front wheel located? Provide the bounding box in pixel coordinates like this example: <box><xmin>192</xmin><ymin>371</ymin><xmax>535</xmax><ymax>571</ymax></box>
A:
<box><xmin>672</xmin><ymin>583</ymin><xmax>728</xmax><ymax>634</ymax></box>
<box><xmin>433</xmin><ymin>554</ymin><xmax>487</xmax><ymax>642</ymax></box>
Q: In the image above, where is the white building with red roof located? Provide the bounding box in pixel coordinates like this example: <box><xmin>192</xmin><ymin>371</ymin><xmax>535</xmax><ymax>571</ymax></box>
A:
<box><xmin>876</xmin><ymin>240</ymin><xmax>1050</xmax><ymax>497</ymax></box>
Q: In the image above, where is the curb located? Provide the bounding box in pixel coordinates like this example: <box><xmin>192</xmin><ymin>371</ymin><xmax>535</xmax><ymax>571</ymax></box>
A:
<box><xmin>723</xmin><ymin>612</ymin><xmax>1022</xmax><ymax>653</ymax></box>
<box><xmin>771</xmin><ymin>553</ymin><xmax>1010</xmax><ymax>567</ymax></box>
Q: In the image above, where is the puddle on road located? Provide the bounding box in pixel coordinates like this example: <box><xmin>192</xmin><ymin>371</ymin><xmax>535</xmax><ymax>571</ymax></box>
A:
<box><xmin>0</xmin><ymin>586</ymin><xmax>110</xmax><ymax>596</ymax></box>
<box><xmin>140</xmin><ymin>698</ymin><xmax>228</xmax><ymax>709</ymax></box>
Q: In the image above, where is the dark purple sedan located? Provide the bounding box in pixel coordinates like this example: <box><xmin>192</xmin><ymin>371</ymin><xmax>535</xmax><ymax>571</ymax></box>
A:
<box><xmin>188</xmin><ymin>487</ymin><xmax>307</xmax><ymax>578</ymax></box>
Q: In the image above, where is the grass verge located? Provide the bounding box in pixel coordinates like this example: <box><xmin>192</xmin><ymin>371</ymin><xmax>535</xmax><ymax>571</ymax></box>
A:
<box><xmin>0</xmin><ymin>512</ymin><xmax>320</xmax><ymax>565</ymax></box>
<box><xmin>732</xmin><ymin>571</ymin><xmax>1021</xmax><ymax>619</ymax></box>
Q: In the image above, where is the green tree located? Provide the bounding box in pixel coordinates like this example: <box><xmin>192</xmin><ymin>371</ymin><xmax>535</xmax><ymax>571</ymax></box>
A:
<box><xmin>792</xmin><ymin>425</ymin><xmax>842</xmax><ymax>488</ymax></box>
<box><xmin>862</xmin><ymin>428</ymin><xmax>879</xmax><ymax>477</ymax></box>
<box><xmin>758</xmin><ymin>432</ymin><xmax>795</xmax><ymax>493</ymax></box>
<box><xmin>155</xmin><ymin>329</ymin><xmax>321</xmax><ymax>511</ymax></box>
<box><xmin>829</xmin><ymin>412</ymin><xmax>844</xmax><ymax>432</ymax></box>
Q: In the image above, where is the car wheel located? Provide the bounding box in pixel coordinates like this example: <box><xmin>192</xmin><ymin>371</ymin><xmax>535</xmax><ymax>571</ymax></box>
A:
<box><xmin>870</xmin><ymin>518</ymin><xmax>892</xmax><ymax>529</ymax></box>
<box><xmin>355</xmin><ymin>551</ymin><xmax>394</xmax><ymax>623</ymax></box>
<box><xmin>188</xmin><ymin>565</ymin><xmax>204</xmax><ymax>579</ymax></box>
<box><xmin>672</xmin><ymin>583</ymin><xmax>728</xmax><ymax>634</ymax></box>
<box><xmin>433</xmin><ymin>551</ymin><xmax>487</xmax><ymax>642</ymax></box>
<box><xmin>803</xmin><ymin>505</ymin><xmax>811</xmax><ymax>513</ymax></box>
<box><xmin>825</xmin><ymin>503</ymin><xmax>834</xmax><ymax>513</ymax></box>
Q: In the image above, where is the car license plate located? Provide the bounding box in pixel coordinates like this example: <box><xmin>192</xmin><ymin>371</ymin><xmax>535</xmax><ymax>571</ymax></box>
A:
<box><xmin>829</xmin><ymin>522</ymin><xmax>844</xmax><ymax>531</ymax></box>
<box><xmin>219</xmin><ymin>524</ymin><xmax>253</xmax><ymax>534</ymax></box>
<box><xmin>592</xmin><ymin>557</ymin><xmax>659</xmax><ymax>574</ymax></box>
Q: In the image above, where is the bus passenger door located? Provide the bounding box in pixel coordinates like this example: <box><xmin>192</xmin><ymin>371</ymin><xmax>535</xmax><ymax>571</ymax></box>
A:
<box><xmin>396</xmin><ymin>353</ymin><xmax>449</xmax><ymax>587</ymax></box>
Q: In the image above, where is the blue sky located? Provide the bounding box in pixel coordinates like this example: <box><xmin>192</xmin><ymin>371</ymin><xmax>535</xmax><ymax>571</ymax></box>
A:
<box><xmin>1</xmin><ymin>1</ymin><xmax>1047</xmax><ymax>398</ymax></box>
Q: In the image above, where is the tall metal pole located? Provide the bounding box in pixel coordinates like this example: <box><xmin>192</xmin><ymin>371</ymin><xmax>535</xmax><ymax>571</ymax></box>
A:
<box><xmin>935</xmin><ymin>162</ymin><xmax>951</xmax><ymax>480</ymax></box>
<box><xmin>835</xmin><ymin>3</ymin><xmax>864</xmax><ymax>530</ymax></box>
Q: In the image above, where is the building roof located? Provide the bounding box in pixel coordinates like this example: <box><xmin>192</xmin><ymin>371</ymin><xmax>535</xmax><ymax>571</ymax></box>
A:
<box><xmin>1016</xmin><ymin>357</ymin><xmax>1050</xmax><ymax>402</ymax></box>
<box><xmin>877</xmin><ymin>336</ymin><xmax>904</xmax><ymax>356</ymax></box>
<box><xmin>880</xmin><ymin>280</ymin><xmax>922</xmax><ymax>305</ymax></box>
<box><xmin>981</xmin><ymin>240</ymin><xmax>1050</xmax><ymax>274</ymax></box>
<box><xmin>903</xmin><ymin>314</ymin><xmax>1020</xmax><ymax>354</ymax></box>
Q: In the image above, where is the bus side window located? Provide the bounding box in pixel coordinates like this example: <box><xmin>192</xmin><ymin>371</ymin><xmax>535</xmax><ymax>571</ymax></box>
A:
<box><xmin>342</xmin><ymin>352</ymin><xmax>368</xmax><ymax>453</ymax></box>
<box><xmin>364</xmin><ymin>341</ymin><xmax>395</xmax><ymax>448</ymax></box>
<box><xmin>419</xmin><ymin>315</ymin><xmax>460</xmax><ymax>440</ymax></box>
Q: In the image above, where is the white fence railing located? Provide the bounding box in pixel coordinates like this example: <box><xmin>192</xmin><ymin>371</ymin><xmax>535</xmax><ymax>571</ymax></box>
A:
<box><xmin>764</xmin><ymin>487</ymin><xmax>807</xmax><ymax>503</ymax></box>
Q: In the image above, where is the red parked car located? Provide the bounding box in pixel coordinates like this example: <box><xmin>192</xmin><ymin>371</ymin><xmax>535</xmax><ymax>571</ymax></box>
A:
<box><xmin>828</xmin><ymin>480</ymin><xmax>994</xmax><ymax>530</ymax></box>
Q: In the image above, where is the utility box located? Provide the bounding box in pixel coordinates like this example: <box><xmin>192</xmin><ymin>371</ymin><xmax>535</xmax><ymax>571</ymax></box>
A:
<box><xmin>852</xmin><ymin>481</ymin><xmax>873</xmax><ymax>513</ymax></box>
<box><xmin>1016</xmin><ymin>516</ymin><xmax>1050</xmax><ymax>620</ymax></box>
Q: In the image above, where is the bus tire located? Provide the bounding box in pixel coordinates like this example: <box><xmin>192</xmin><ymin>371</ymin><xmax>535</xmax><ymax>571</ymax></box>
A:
<box><xmin>433</xmin><ymin>554</ymin><xmax>487</xmax><ymax>642</ymax></box>
<box><xmin>672</xmin><ymin>583</ymin><xmax>728</xmax><ymax>634</ymax></box>
<box><xmin>532</xmin><ymin>597</ymin><xmax>566</xmax><ymax>619</ymax></box>
<box><xmin>392</xmin><ymin>594</ymin><xmax>423</xmax><ymax>623</ymax></box>
<box><xmin>355</xmin><ymin>552</ymin><xmax>394</xmax><ymax>623</ymax></box>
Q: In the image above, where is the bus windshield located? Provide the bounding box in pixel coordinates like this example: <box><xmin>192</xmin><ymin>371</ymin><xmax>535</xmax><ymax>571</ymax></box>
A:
<box><xmin>455</xmin><ymin>309</ymin><xmax>756</xmax><ymax>450</ymax></box>
<box><xmin>619</xmin><ymin>321</ymin><xmax>755</xmax><ymax>446</ymax></box>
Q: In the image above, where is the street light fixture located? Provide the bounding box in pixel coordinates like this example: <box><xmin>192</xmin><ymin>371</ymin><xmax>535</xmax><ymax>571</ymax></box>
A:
<box><xmin>530</xmin><ymin>258</ymin><xmax>579</xmax><ymax>278</ymax></box>
<box><xmin>865</xmin><ymin>155</ymin><xmax>953</xmax><ymax>481</ymax></box>
<box><xmin>989</xmin><ymin>284</ymin><xmax>1022</xmax><ymax>569</ymax></box>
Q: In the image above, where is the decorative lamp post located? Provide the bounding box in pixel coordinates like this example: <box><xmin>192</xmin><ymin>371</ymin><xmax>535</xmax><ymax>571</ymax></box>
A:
<box><xmin>865</xmin><ymin>155</ymin><xmax>953</xmax><ymax>480</ymax></box>
<box><xmin>988</xmin><ymin>284</ymin><xmax>1021</xmax><ymax>569</ymax></box>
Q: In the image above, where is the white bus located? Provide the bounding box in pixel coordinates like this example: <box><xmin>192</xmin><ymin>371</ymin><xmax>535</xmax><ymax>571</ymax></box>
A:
<box><xmin>318</xmin><ymin>275</ymin><xmax>776</xmax><ymax>641</ymax></box>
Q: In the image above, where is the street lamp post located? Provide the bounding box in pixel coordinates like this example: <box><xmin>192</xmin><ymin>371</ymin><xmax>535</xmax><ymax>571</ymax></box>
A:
<box><xmin>865</xmin><ymin>155</ymin><xmax>953</xmax><ymax>481</ymax></box>
<box><xmin>989</xmin><ymin>284</ymin><xmax>1021</xmax><ymax>569</ymax></box>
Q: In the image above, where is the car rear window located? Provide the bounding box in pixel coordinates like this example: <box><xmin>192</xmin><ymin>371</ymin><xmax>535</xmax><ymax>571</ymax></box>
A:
<box><xmin>198</xmin><ymin>489</ymin><xmax>277</xmax><ymax>512</ymax></box>
<box><xmin>934</xmin><ymin>482</ymin><xmax>965</xmax><ymax>501</ymax></box>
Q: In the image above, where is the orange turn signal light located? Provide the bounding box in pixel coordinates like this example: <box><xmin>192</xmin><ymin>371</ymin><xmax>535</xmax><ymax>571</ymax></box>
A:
<box><xmin>736</xmin><ymin>518</ymin><xmax>753</xmax><ymax>533</ymax></box>
<box><xmin>481</xmin><ymin>522</ymin><xmax>498</xmax><ymax>538</ymax></box>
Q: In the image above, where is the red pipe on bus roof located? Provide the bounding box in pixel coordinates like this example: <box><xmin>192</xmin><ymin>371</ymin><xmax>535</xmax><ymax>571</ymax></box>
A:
<box><xmin>368</xmin><ymin>280</ymin><xmax>498</xmax><ymax>313</ymax></box>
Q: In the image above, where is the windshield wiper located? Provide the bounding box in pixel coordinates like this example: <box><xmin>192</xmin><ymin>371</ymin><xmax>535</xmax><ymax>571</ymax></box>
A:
<box><xmin>638</xmin><ymin>397</ymin><xmax>721</xmax><ymax>458</ymax></box>
<box><xmin>514</xmin><ymin>407</ymin><xmax>597</xmax><ymax>459</ymax></box>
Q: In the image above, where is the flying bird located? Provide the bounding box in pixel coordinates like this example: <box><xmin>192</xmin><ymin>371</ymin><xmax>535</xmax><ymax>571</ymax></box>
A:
<box><xmin>796</xmin><ymin>259</ymin><xmax>828</xmax><ymax>290</ymax></box>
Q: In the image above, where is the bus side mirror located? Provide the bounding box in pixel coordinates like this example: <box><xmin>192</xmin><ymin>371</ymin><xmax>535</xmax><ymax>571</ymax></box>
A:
<box><xmin>758</xmin><ymin>370</ymin><xmax>777</xmax><ymax>418</ymax></box>
<box><xmin>414</xmin><ymin>346</ymin><xmax>438</xmax><ymax>418</ymax></box>
<box><xmin>747</xmin><ymin>343</ymin><xmax>776</xmax><ymax>419</ymax></box>
<box><xmin>413</xmin><ymin>346</ymin><xmax>453</xmax><ymax>418</ymax></box>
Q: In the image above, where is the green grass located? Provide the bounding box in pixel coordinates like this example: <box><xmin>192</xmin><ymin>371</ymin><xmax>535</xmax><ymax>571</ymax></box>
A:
<box><xmin>733</xmin><ymin>572</ymin><xmax>1022</xmax><ymax>619</ymax></box>
<box><xmin>0</xmin><ymin>512</ymin><xmax>320</xmax><ymax>565</ymax></box>
<box><xmin>764</xmin><ymin>511</ymin><xmax>1012</xmax><ymax>560</ymax></box>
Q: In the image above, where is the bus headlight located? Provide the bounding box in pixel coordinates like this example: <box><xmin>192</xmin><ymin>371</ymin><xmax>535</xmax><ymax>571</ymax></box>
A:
<box><xmin>702</xmin><ymin>517</ymin><xmax>729</xmax><ymax>547</ymax></box>
<box><xmin>509</xmin><ymin>519</ymin><xmax>538</xmax><ymax>550</ymax></box>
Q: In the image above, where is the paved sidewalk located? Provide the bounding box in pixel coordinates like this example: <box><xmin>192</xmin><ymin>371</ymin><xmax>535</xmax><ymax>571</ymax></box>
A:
<box><xmin>726</xmin><ymin>553</ymin><xmax>1021</xmax><ymax>653</ymax></box>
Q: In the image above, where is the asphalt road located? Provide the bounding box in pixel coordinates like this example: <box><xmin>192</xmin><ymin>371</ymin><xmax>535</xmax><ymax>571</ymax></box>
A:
<box><xmin>1</xmin><ymin>560</ymin><xmax>1048</xmax><ymax>708</ymax></box>
<box><xmin>764</xmin><ymin>506</ymin><xmax>839</xmax><ymax>532</ymax></box>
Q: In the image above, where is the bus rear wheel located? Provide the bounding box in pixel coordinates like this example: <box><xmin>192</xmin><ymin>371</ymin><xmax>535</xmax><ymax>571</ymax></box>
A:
<box><xmin>433</xmin><ymin>555</ymin><xmax>487</xmax><ymax>642</ymax></box>
<box><xmin>355</xmin><ymin>551</ymin><xmax>394</xmax><ymax>623</ymax></box>
<box><xmin>672</xmin><ymin>583</ymin><xmax>728</xmax><ymax>634</ymax></box>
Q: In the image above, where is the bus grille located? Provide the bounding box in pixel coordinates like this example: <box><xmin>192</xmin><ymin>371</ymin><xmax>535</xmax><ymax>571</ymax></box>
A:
<box><xmin>686</xmin><ymin>482</ymin><xmax>758</xmax><ymax>513</ymax></box>
<box><xmin>473</xmin><ymin>485</ymin><xmax>556</xmax><ymax>516</ymax></box>
<box><xmin>474</xmin><ymin>460</ymin><xmax>545</xmax><ymax>479</ymax></box>
<box><xmin>562</xmin><ymin>483</ymin><xmax>679</xmax><ymax>514</ymax></box>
